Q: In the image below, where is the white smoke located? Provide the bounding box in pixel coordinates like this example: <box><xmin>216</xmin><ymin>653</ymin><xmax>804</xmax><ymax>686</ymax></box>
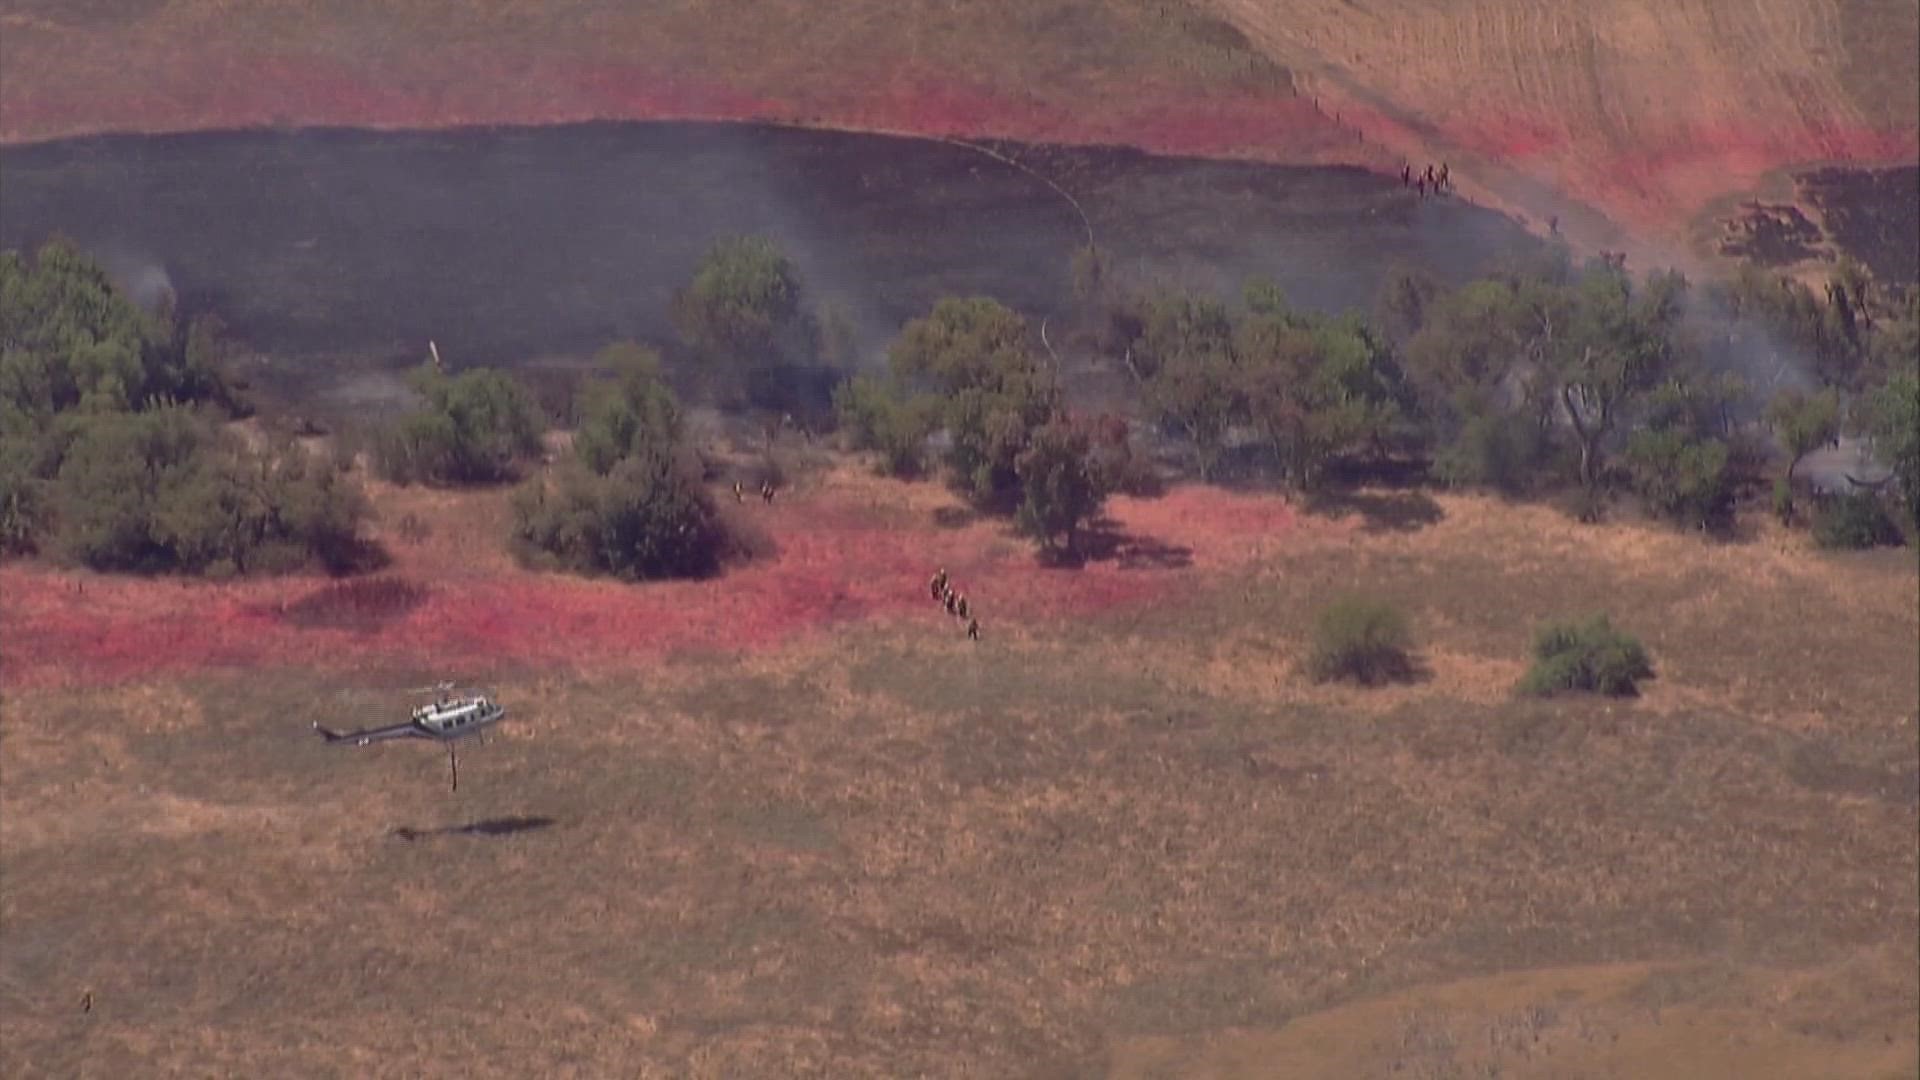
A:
<box><xmin>94</xmin><ymin>246</ymin><xmax>177</xmax><ymax>312</ymax></box>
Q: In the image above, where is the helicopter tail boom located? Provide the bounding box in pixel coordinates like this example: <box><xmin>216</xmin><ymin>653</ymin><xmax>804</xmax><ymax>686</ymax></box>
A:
<box><xmin>312</xmin><ymin>720</ymin><xmax>428</xmax><ymax>746</ymax></box>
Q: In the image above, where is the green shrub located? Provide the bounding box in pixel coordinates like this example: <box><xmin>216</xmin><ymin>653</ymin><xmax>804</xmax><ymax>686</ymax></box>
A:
<box><xmin>0</xmin><ymin>432</ymin><xmax>52</xmax><ymax>554</ymax></box>
<box><xmin>1858</xmin><ymin>372</ymin><xmax>1917</xmax><ymax>531</ymax></box>
<box><xmin>373</xmin><ymin>365</ymin><xmax>542</xmax><ymax>486</ymax></box>
<box><xmin>509</xmin><ymin>343</ymin><xmax>743</xmax><ymax>581</ymax></box>
<box><xmin>1433</xmin><ymin>409</ymin><xmax>1551</xmax><ymax>495</ymax></box>
<box><xmin>1623</xmin><ymin>427</ymin><xmax>1734</xmax><ymax>530</ymax></box>
<box><xmin>1771</xmin><ymin>475</ymin><xmax>1795</xmax><ymax>525</ymax></box>
<box><xmin>45</xmin><ymin>405</ymin><xmax>368</xmax><ymax>574</ymax></box>
<box><xmin>1812</xmin><ymin>492</ymin><xmax>1903</xmax><ymax>550</ymax></box>
<box><xmin>1519</xmin><ymin>614</ymin><xmax>1654</xmax><ymax>697</ymax></box>
<box><xmin>1307</xmin><ymin>596</ymin><xmax>1416</xmax><ymax>686</ymax></box>
<box><xmin>571</xmin><ymin>344</ymin><xmax>682</xmax><ymax>477</ymax></box>
<box><xmin>508</xmin><ymin>455</ymin><xmax>729</xmax><ymax>581</ymax></box>
<box><xmin>833</xmin><ymin>374</ymin><xmax>934</xmax><ymax>477</ymax></box>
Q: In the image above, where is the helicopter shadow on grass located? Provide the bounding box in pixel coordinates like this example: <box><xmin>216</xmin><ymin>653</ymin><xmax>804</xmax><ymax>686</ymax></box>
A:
<box><xmin>388</xmin><ymin>816</ymin><xmax>557</xmax><ymax>842</ymax></box>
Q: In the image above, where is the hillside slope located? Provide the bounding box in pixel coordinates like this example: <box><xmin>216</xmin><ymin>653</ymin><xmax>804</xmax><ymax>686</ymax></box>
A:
<box><xmin>1</xmin><ymin>0</ymin><xmax>1914</xmax><ymax>258</ymax></box>
<box><xmin>1211</xmin><ymin>0</ymin><xmax>1919</xmax><ymax>245</ymax></box>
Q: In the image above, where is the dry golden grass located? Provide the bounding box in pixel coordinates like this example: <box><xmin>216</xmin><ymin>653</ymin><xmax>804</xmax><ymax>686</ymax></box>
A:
<box><xmin>2</xmin><ymin>471</ymin><xmax>1914</xmax><ymax>1076</ymax></box>
<box><xmin>1211</xmin><ymin>0</ymin><xmax>1918</xmax><ymax>253</ymax></box>
<box><xmin>1113</xmin><ymin>949</ymin><xmax>1919</xmax><ymax>1079</ymax></box>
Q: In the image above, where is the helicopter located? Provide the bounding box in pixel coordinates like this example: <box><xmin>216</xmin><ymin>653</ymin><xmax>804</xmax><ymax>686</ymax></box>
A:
<box><xmin>313</xmin><ymin>682</ymin><xmax>507</xmax><ymax>792</ymax></box>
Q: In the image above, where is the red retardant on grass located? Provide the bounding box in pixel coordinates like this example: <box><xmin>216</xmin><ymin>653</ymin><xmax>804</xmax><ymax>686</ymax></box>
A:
<box><xmin>1433</xmin><ymin>112</ymin><xmax>1920</xmax><ymax>233</ymax></box>
<box><xmin>0</xmin><ymin>484</ymin><xmax>1307</xmax><ymax>691</ymax></box>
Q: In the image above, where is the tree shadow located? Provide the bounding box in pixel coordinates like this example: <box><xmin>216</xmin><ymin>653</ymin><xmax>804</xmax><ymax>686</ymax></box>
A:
<box><xmin>388</xmin><ymin>815</ymin><xmax>556</xmax><ymax>842</ymax></box>
<box><xmin>323</xmin><ymin>537</ymin><xmax>394</xmax><ymax>577</ymax></box>
<box><xmin>1303</xmin><ymin>489</ymin><xmax>1445</xmax><ymax>533</ymax></box>
<box><xmin>1038</xmin><ymin>517</ymin><xmax>1193</xmax><ymax>570</ymax></box>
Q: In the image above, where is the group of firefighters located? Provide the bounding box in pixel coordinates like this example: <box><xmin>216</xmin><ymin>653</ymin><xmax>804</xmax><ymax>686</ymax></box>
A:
<box><xmin>929</xmin><ymin>567</ymin><xmax>980</xmax><ymax>641</ymax></box>
<box><xmin>731</xmin><ymin>479</ymin><xmax>777</xmax><ymax>504</ymax></box>
<box><xmin>1401</xmin><ymin>161</ymin><xmax>1451</xmax><ymax>198</ymax></box>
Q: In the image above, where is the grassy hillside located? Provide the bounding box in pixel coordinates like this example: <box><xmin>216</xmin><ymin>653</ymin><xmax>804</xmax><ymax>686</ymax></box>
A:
<box><xmin>1213</xmin><ymin>0</ymin><xmax>1920</xmax><ymax>241</ymax></box>
<box><xmin>3</xmin><ymin>0</ymin><xmax>1913</xmax><ymax>254</ymax></box>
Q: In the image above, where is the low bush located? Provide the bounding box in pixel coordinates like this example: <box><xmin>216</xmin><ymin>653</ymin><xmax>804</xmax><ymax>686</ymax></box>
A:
<box><xmin>1812</xmin><ymin>491</ymin><xmax>1903</xmax><ymax>550</ymax></box>
<box><xmin>1433</xmin><ymin>410</ymin><xmax>1553</xmax><ymax>495</ymax></box>
<box><xmin>833</xmin><ymin>374</ymin><xmax>934</xmax><ymax>478</ymax></box>
<box><xmin>1307</xmin><ymin>597</ymin><xmax>1416</xmax><ymax>686</ymax></box>
<box><xmin>508</xmin><ymin>456</ymin><xmax>730</xmax><ymax>581</ymax></box>
<box><xmin>508</xmin><ymin>344</ymin><xmax>746</xmax><ymax>581</ymax></box>
<box><xmin>373</xmin><ymin>366</ymin><xmax>542</xmax><ymax>486</ymax></box>
<box><xmin>42</xmin><ymin>405</ymin><xmax>369</xmax><ymax>575</ymax></box>
<box><xmin>1624</xmin><ymin>427</ymin><xmax>1734</xmax><ymax>531</ymax></box>
<box><xmin>1519</xmin><ymin>614</ymin><xmax>1654</xmax><ymax>697</ymax></box>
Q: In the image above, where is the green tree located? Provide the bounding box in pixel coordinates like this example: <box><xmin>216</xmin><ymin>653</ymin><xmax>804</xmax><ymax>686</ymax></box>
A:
<box><xmin>1551</xmin><ymin>265</ymin><xmax>1686</xmax><ymax>494</ymax></box>
<box><xmin>1</xmin><ymin>240</ymin><xmax>236</xmax><ymax>426</ymax></box>
<box><xmin>1308</xmin><ymin>316</ymin><xmax>1415</xmax><ymax>462</ymax></box>
<box><xmin>1766</xmin><ymin>387</ymin><xmax>1840</xmax><ymax>485</ymax></box>
<box><xmin>1621</xmin><ymin>374</ymin><xmax>1743</xmax><ymax>531</ymax></box>
<box><xmin>0</xmin><ymin>241</ymin><xmax>371</xmax><ymax>572</ymax></box>
<box><xmin>1373</xmin><ymin>263</ymin><xmax>1443</xmax><ymax>345</ymax></box>
<box><xmin>510</xmin><ymin>455</ymin><xmax>727</xmax><ymax>582</ymax></box>
<box><xmin>1623</xmin><ymin>426</ymin><xmax>1733</xmax><ymax>530</ymax></box>
<box><xmin>1234</xmin><ymin>311</ymin><xmax>1318</xmax><ymax>484</ymax></box>
<box><xmin>1234</xmin><ymin>303</ymin><xmax>1413</xmax><ymax>490</ymax></box>
<box><xmin>1122</xmin><ymin>290</ymin><xmax>1239</xmax><ymax>479</ymax></box>
<box><xmin>51</xmin><ymin>405</ymin><xmax>203</xmax><ymax>570</ymax></box>
<box><xmin>1014</xmin><ymin>415</ymin><xmax>1108</xmax><ymax>554</ymax></box>
<box><xmin>1405</xmin><ymin>278</ymin><xmax>1539</xmax><ymax>401</ymax></box>
<box><xmin>889</xmin><ymin>297</ymin><xmax>1059</xmax><ymax>503</ymax></box>
<box><xmin>1404</xmin><ymin>276</ymin><xmax>1560</xmax><ymax>490</ymax></box>
<box><xmin>670</xmin><ymin>236</ymin><xmax>813</xmax><ymax>407</ymax></box>
<box><xmin>1865</xmin><ymin>287</ymin><xmax>1918</xmax><ymax>388</ymax></box>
